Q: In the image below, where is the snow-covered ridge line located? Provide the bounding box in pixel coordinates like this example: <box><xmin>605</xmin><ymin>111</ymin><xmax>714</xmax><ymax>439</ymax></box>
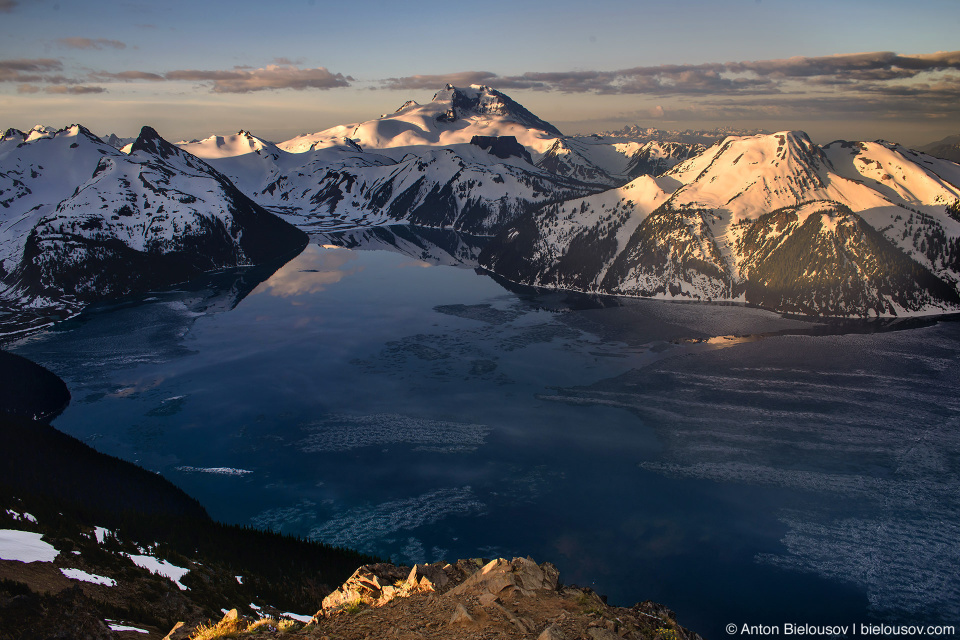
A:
<box><xmin>5</xmin><ymin>86</ymin><xmax>960</xmax><ymax>320</ymax></box>
<box><xmin>481</xmin><ymin>130</ymin><xmax>960</xmax><ymax>318</ymax></box>
<box><xmin>0</xmin><ymin>123</ymin><xmax>308</xmax><ymax>336</ymax></box>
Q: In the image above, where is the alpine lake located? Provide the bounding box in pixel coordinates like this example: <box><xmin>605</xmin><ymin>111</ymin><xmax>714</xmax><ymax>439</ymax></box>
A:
<box><xmin>8</xmin><ymin>226</ymin><xmax>960</xmax><ymax>638</ymax></box>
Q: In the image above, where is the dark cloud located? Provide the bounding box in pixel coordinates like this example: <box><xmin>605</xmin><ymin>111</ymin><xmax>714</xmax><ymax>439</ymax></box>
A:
<box><xmin>381</xmin><ymin>51</ymin><xmax>960</xmax><ymax>98</ymax></box>
<box><xmin>57</xmin><ymin>37</ymin><xmax>127</xmax><ymax>50</ymax></box>
<box><xmin>0</xmin><ymin>58</ymin><xmax>66</xmax><ymax>83</ymax></box>
<box><xmin>91</xmin><ymin>70</ymin><xmax>165</xmax><ymax>81</ymax></box>
<box><xmin>0</xmin><ymin>0</ymin><xmax>16</xmax><ymax>12</ymax></box>
<box><xmin>165</xmin><ymin>65</ymin><xmax>350</xmax><ymax>93</ymax></box>
<box><xmin>381</xmin><ymin>71</ymin><xmax>502</xmax><ymax>91</ymax></box>
<box><xmin>44</xmin><ymin>85</ymin><xmax>107</xmax><ymax>94</ymax></box>
<box><xmin>726</xmin><ymin>51</ymin><xmax>960</xmax><ymax>81</ymax></box>
<box><xmin>0</xmin><ymin>58</ymin><xmax>62</xmax><ymax>73</ymax></box>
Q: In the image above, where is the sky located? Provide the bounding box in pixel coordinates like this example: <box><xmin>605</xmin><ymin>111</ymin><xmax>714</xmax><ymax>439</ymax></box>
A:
<box><xmin>1</xmin><ymin>0</ymin><xmax>959</xmax><ymax>147</ymax></box>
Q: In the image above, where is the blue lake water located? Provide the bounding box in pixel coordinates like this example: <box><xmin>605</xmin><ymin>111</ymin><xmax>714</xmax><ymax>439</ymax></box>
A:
<box><xmin>8</xmin><ymin>228</ymin><xmax>960</xmax><ymax>638</ymax></box>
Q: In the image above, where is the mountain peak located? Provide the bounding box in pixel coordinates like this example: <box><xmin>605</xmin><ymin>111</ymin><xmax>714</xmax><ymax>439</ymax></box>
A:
<box><xmin>430</xmin><ymin>85</ymin><xmax>563</xmax><ymax>137</ymax></box>
<box><xmin>130</xmin><ymin>125</ymin><xmax>183</xmax><ymax>160</ymax></box>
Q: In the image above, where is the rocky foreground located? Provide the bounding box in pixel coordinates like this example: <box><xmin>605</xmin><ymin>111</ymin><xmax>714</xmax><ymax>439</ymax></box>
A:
<box><xmin>167</xmin><ymin>557</ymin><xmax>704</xmax><ymax>640</ymax></box>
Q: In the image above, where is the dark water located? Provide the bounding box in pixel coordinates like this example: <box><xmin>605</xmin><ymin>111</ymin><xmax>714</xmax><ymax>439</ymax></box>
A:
<box><xmin>8</xmin><ymin>228</ymin><xmax>960</xmax><ymax>638</ymax></box>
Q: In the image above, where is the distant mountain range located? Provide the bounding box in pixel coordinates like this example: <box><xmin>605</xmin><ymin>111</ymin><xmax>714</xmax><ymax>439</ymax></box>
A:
<box><xmin>3</xmin><ymin>85</ymin><xmax>960</xmax><ymax>324</ymax></box>
<box><xmin>916</xmin><ymin>133</ymin><xmax>960</xmax><ymax>163</ymax></box>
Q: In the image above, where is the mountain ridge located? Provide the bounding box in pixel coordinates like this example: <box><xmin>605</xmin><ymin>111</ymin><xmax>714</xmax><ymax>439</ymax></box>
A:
<box><xmin>0</xmin><ymin>124</ymin><xmax>307</xmax><ymax>335</ymax></box>
<box><xmin>5</xmin><ymin>87</ymin><xmax>960</xmax><ymax>320</ymax></box>
<box><xmin>480</xmin><ymin>129</ymin><xmax>960</xmax><ymax>317</ymax></box>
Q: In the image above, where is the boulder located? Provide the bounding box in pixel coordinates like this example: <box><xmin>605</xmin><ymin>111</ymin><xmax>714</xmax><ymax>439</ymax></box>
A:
<box><xmin>405</xmin><ymin>563</ymin><xmax>450</xmax><ymax>592</ymax></box>
<box><xmin>449</xmin><ymin>603</ymin><xmax>475</xmax><ymax>626</ymax></box>
<box><xmin>319</xmin><ymin>563</ymin><xmax>409</xmax><ymax>613</ymax></box>
<box><xmin>449</xmin><ymin>556</ymin><xmax>560</xmax><ymax>598</ymax></box>
<box><xmin>539</xmin><ymin>623</ymin><xmax>566</xmax><ymax>640</ymax></box>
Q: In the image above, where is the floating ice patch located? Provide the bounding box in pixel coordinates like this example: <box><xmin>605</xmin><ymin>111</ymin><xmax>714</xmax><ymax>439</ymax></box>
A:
<box><xmin>308</xmin><ymin>487</ymin><xmax>484</xmax><ymax>552</ymax></box>
<box><xmin>297</xmin><ymin>413</ymin><xmax>489</xmax><ymax>453</ymax></box>
<box><xmin>163</xmin><ymin>301</ymin><xmax>204</xmax><ymax>318</ymax></box>
<box><xmin>0</xmin><ymin>530</ymin><xmax>59</xmax><ymax>562</ymax></box>
<box><xmin>60</xmin><ymin>568</ymin><xmax>116</xmax><ymax>587</ymax></box>
<box><xmin>126</xmin><ymin>554</ymin><xmax>189</xmax><ymax>590</ymax></box>
<box><xmin>175</xmin><ymin>466</ymin><xmax>253</xmax><ymax>476</ymax></box>
<box><xmin>250</xmin><ymin>500</ymin><xmax>317</xmax><ymax>533</ymax></box>
<box><xmin>434</xmin><ymin>303</ymin><xmax>524</xmax><ymax>325</ymax></box>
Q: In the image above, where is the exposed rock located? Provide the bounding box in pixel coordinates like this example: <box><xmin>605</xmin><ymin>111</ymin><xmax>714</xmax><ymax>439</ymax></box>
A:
<box><xmin>449</xmin><ymin>602</ymin><xmax>475</xmax><ymax>625</ymax></box>
<box><xmin>303</xmin><ymin>557</ymin><xmax>705</xmax><ymax>640</ymax></box>
<box><xmin>477</xmin><ymin>592</ymin><xmax>499</xmax><ymax>608</ymax></box>
<box><xmin>406</xmin><ymin>562</ymin><xmax>451</xmax><ymax>591</ymax></box>
<box><xmin>539</xmin><ymin>623</ymin><xmax>566</xmax><ymax>640</ymax></box>
<box><xmin>161</xmin><ymin>621</ymin><xmax>185</xmax><ymax>640</ymax></box>
<box><xmin>470</xmin><ymin>135</ymin><xmax>533</xmax><ymax>163</ymax></box>
<box><xmin>589</xmin><ymin>627</ymin><xmax>623</xmax><ymax>640</ymax></box>
<box><xmin>319</xmin><ymin>562</ymin><xmax>410</xmax><ymax>613</ymax></box>
<box><xmin>449</xmin><ymin>556</ymin><xmax>560</xmax><ymax>598</ymax></box>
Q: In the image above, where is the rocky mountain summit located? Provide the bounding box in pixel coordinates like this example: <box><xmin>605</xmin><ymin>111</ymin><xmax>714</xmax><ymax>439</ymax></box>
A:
<box><xmin>163</xmin><ymin>557</ymin><xmax>703</xmax><ymax>640</ymax></box>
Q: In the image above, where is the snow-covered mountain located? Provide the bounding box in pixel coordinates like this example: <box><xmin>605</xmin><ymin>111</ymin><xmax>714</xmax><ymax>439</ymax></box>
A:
<box><xmin>0</xmin><ymin>124</ymin><xmax>306</xmax><ymax>334</ymax></box>
<box><xmin>174</xmin><ymin>87</ymin><xmax>705</xmax><ymax>234</ymax></box>
<box><xmin>177</xmin><ymin>129</ymin><xmax>282</xmax><ymax>159</ymax></box>
<box><xmin>276</xmin><ymin>85</ymin><xmax>562</xmax><ymax>157</ymax></box>
<box><xmin>7</xmin><ymin>87</ymin><xmax>960</xmax><ymax>323</ymax></box>
<box><xmin>481</xmin><ymin>131</ymin><xmax>960</xmax><ymax>317</ymax></box>
<box><xmin>182</xmin><ymin>108</ymin><xmax>602</xmax><ymax>234</ymax></box>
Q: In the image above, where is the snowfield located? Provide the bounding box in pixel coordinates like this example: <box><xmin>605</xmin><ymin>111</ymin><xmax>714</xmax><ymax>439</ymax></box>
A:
<box><xmin>0</xmin><ymin>529</ymin><xmax>59</xmax><ymax>563</ymax></box>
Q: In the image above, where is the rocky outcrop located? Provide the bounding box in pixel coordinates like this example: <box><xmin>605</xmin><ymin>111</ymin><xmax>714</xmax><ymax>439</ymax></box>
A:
<box><xmin>470</xmin><ymin>135</ymin><xmax>534</xmax><ymax>163</ymax></box>
<box><xmin>306</xmin><ymin>557</ymin><xmax>704</xmax><ymax>640</ymax></box>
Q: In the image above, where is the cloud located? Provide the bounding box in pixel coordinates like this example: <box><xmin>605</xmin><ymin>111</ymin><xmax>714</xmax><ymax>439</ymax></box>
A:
<box><xmin>0</xmin><ymin>58</ymin><xmax>62</xmax><ymax>73</ymax></box>
<box><xmin>16</xmin><ymin>83</ymin><xmax>40</xmax><ymax>94</ymax></box>
<box><xmin>44</xmin><ymin>85</ymin><xmax>107</xmax><ymax>94</ymax></box>
<box><xmin>91</xmin><ymin>70</ymin><xmax>165</xmax><ymax>81</ymax></box>
<box><xmin>0</xmin><ymin>58</ymin><xmax>69</xmax><ymax>83</ymax></box>
<box><xmin>57</xmin><ymin>37</ymin><xmax>127</xmax><ymax>50</ymax></box>
<box><xmin>382</xmin><ymin>71</ymin><xmax>501</xmax><ymax>91</ymax></box>
<box><xmin>0</xmin><ymin>0</ymin><xmax>16</xmax><ymax>12</ymax></box>
<box><xmin>380</xmin><ymin>50</ymin><xmax>960</xmax><ymax>98</ymax></box>
<box><xmin>3</xmin><ymin>57</ymin><xmax>351</xmax><ymax>94</ymax></box>
<box><xmin>165</xmin><ymin>64</ymin><xmax>350</xmax><ymax>93</ymax></box>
